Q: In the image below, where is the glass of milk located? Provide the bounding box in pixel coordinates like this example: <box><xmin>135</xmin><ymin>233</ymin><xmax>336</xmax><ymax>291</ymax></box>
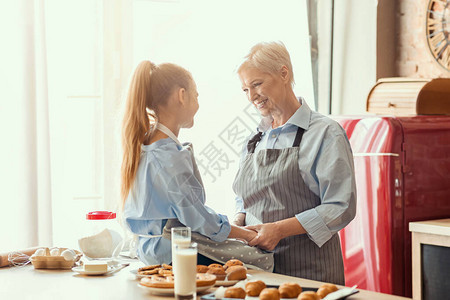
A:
<box><xmin>174</xmin><ymin>242</ymin><xmax>197</xmax><ymax>300</ymax></box>
<box><xmin>171</xmin><ymin>227</ymin><xmax>191</xmax><ymax>272</ymax></box>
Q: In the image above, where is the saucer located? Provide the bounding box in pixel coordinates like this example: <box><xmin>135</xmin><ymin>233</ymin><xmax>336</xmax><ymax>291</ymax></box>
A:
<box><xmin>72</xmin><ymin>264</ymin><xmax>121</xmax><ymax>276</ymax></box>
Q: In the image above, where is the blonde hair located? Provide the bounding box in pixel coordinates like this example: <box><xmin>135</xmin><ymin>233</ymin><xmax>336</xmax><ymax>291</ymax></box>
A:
<box><xmin>238</xmin><ymin>41</ymin><xmax>295</xmax><ymax>86</ymax></box>
<box><xmin>120</xmin><ymin>61</ymin><xmax>193</xmax><ymax>205</ymax></box>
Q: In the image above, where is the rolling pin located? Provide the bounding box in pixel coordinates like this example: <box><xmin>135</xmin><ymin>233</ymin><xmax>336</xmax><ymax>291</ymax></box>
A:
<box><xmin>0</xmin><ymin>247</ymin><xmax>42</xmax><ymax>267</ymax></box>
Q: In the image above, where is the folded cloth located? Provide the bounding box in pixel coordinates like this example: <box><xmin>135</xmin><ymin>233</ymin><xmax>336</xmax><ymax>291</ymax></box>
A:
<box><xmin>163</xmin><ymin>219</ymin><xmax>274</xmax><ymax>272</ymax></box>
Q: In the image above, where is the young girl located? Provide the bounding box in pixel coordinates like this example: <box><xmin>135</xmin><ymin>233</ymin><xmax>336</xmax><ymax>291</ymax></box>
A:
<box><xmin>120</xmin><ymin>61</ymin><xmax>273</xmax><ymax>269</ymax></box>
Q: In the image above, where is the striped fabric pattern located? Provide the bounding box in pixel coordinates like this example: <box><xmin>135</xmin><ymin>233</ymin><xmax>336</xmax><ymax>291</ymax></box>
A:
<box><xmin>233</xmin><ymin>128</ymin><xmax>345</xmax><ymax>284</ymax></box>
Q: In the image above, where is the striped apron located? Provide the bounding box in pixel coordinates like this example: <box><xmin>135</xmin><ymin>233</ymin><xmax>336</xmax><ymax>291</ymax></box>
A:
<box><xmin>232</xmin><ymin>127</ymin><xmax>345</xmax><ymax>284</ymax></box>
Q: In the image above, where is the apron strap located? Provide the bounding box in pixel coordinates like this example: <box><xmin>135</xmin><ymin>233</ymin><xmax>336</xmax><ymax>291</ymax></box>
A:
<box><xmin>292</xmin><ymin>127</ymin><xmax>305</xmax><ymax>147</ymax></box>
<box><xmin>247</xmin><ymin>132</ymin><xmax>263</xmax><ymax>153</ymax></box>
<box><xmin>156</xmin><ymin>123</ymin><xmax>182</xmax><ymax>146</ymax></box>
<box><xmin>247</xmin><ymin>127</ymin><xmax>305</xmax><ymax>153</ymax></box>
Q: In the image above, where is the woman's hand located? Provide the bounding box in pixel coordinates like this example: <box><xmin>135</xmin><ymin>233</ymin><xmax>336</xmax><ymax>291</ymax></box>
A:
<box><xmin>245</xmin><ymin>223</ymin><xmax>282</xmax><ymax>251</ymax></box>
<box><xmin>246</xmin><ymin>217</ymin><xmax>307</xmax><ymax>251</ymax></box>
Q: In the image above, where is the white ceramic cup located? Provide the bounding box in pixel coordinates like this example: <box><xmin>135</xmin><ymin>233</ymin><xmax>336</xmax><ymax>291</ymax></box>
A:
<box><xmin>173</xmin><ymin>242</ymin><xmax>197</xmax><ymax>300</ymax></box>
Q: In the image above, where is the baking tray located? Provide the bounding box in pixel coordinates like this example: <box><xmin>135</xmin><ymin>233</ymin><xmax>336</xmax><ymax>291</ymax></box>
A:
<box><xmin>201</xmin><ymin>285</ymin><xmax>359</xmax><ymax>300</ymax></box>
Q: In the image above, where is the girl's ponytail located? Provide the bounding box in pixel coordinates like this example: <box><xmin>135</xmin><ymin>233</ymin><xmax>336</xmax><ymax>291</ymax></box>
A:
<box><xmin>120</xmin><ymin>61</ymin><xmax>154</xmax><ymax>204</ymax></box>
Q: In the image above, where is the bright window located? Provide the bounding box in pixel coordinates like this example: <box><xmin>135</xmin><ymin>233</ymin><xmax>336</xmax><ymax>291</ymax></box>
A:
<box><xmin>132</xmin><ymin>0</ymin><xmax>313</xmax><ymax>217</ymax></box>
<box><xmin>46</xmin><ymin>0</ymin><xmax>104</xmax><ymax>249</ymax></box>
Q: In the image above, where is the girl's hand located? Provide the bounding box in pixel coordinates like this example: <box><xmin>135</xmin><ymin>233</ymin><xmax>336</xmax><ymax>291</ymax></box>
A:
<box><xmin>229</xmin><ymin>224</ymin><xmax>257</xmax><ymax>244</ymax></box>
<box><xmin>232</xmin><ymin>213</ymin><xmax>246</xmax><ymax>226</ymax></box>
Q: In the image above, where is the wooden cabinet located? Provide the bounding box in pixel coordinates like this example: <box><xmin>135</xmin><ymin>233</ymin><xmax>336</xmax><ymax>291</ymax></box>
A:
<box><xmin>409</xmin><ymin>219</ymin><xmax>450</xmax><ymax>300</ymax></box>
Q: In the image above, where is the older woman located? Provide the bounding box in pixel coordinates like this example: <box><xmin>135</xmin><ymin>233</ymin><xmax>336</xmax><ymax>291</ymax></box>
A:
<box><xmin>232</xmin><ymin>41</ymin><xmax>356</xmax><ymax>284</ymax></box>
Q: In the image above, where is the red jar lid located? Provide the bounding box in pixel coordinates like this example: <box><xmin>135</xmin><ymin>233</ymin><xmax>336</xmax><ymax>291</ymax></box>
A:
<box><xmin>86</xmin><ymin>211</ymin><xmax>116</xmax><ymax>220</ymax></box>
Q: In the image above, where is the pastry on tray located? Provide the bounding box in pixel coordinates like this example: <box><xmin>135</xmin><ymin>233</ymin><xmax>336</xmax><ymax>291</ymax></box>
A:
<box><xmin>298</xmin><ymin>291</ymin><xmax>320</xmax><ymax>300</ymax></box>
<box><xmin>278</xmin><ymin>282</ymin><xmax>302</xmax><ymax>298</ymax></box>
<box><xmin>259</xmin><ymin>288</ymin><xmax>280</xmax><ymax>300</ymax></box>
<box><xmin>224</xmin><ymin>287</ymin><xmax>246</xmax><ymax>299</ymax></box>
<box><xmin>316</xmin><ymin>283</ymin><xmax>338</xmax><ymax>298</ymax></box>
<box><xmin>245</xmin><ymin>280</ymin><xmax>266</xmax><ymax>296</ymax></box>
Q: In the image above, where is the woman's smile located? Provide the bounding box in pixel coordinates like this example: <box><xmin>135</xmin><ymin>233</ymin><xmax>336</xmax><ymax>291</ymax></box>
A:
<box><xmin>254</xmin><ymin>98</ymin><xmax>268</xmax><ymax>109</ymax></box>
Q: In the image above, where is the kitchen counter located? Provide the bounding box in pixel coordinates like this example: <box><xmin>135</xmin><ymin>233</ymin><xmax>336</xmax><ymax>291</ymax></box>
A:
<box><xmin>409</xmin><ymin>219</ymin><xmax>450</xmax><ymax>236</ymax></box>
<box><xmin>0</xmin><ymin>260</ymin><xmax>411</xmax><ymax>300</ymax></box>
<box><xmin>409</xmin><ymin>218</ymin><xmax>450</xmax><ymax>300</ymax></box>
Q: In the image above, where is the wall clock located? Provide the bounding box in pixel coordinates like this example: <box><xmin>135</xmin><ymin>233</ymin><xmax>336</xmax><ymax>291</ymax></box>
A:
<box><xmin>426</xmin><ymin>0</ymin><xmax>450</xmax><ymax>72</ymax></box>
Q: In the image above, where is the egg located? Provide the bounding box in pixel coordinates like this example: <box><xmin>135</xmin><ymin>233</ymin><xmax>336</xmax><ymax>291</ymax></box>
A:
<box><xmin>61</xmin><ymin>249</ymin><xmax>76</xmax><ymax>261</ymax></box>
<box><xmin>34</xmin><ymin>248</ymin><xmax>46</xmax><ymax>256</ymax></box>
<box><xmin>50</xmin><ymin>248</ymin><xmax>60</xmax><ymax>256</ymax></box>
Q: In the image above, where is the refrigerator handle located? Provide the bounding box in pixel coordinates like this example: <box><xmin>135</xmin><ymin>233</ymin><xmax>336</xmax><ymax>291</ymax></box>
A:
<box><xmin>401</xmin><ymin>142</ymin><xmax>410</xmax><ymax>173</ymax></box>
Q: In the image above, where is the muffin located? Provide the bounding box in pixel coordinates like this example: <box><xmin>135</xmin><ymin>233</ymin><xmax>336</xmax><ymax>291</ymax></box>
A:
<box><xmin>196</xmin><ymin>265</ymin><xmax>209</xmax><ymax>273</ymax></box>
<box><xmin>224</xmin><ymin>259</ymin><xmax>244</xmax><ymax>270</ymax></box>
<box><xmin>206</xmin><ymin>267</ymin><xmax>226</xmax><ymax>280</ymax></box>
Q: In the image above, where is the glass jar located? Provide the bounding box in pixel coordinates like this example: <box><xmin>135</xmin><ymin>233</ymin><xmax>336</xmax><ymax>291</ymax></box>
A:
<box><xmin>78</xmin><ymin>211</ymin><xmax>124</xmax><ymax>260</ymax></box>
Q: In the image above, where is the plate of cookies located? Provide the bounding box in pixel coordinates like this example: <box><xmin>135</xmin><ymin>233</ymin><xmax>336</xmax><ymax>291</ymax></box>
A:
<box><xmin>199</xmin><ymin>259</ymin><xmax>249</xmax><ymax>286</ymax></box>
<box><xmin>138</xmin><ymin>273</ymin><xmax>216</xmax><ymax>295</ymax></box>
<box><xmin>131</xmin><ymin>263</ymin><xmax>173</xmax><ymax>279</ymax></box>
<box><xmin>201</xmin><ymin>281</ymin><xmax>359</xmax><ymax>300</ymax></box>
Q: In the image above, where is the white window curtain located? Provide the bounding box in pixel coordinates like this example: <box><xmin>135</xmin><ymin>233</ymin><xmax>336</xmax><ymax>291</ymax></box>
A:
<box><xmin>0</xmin><ymin>0</ymin><xmax>53</xmax><ymax>251</ymax></box>
<box><xmin>0</xmin><ymin>0</ymin><xmax>127</xmax><ymax>252</ymax></box>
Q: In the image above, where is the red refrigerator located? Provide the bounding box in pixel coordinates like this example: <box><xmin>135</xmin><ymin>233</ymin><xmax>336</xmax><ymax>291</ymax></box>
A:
<box><xmin>333</xmin><ymin>114</ymin><xmax>450</xmax><ymax>297</ymax></box>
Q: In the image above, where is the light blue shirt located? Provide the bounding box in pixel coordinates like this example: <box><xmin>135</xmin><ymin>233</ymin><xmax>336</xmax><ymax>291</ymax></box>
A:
<box><xmin>235</xmin><ymin>98</ymin><xmax>356</xmax><ymax>248</ymax></box>
<box><xmin>123</xmin><ymin>139</ymin><xmax>231</xmax><ymax>265</ymax></box>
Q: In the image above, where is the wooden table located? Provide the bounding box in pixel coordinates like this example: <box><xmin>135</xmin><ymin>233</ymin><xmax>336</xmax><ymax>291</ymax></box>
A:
<box><xmin>409</xmin><ymin>218</ymin><xmax>450</xmax><ymax>300</ymax></box>
<box><xmin>0</xmin><ymin>261</ymin><xmax>410</xmax><ymax>300</ymax></box>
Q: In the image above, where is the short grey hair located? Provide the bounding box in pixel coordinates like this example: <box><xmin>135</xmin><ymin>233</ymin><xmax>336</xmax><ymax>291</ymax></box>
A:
<box><xmin>237</xmin><ymin>41</ymin><xmax>295</xmax><ymax>86</ymax></box>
